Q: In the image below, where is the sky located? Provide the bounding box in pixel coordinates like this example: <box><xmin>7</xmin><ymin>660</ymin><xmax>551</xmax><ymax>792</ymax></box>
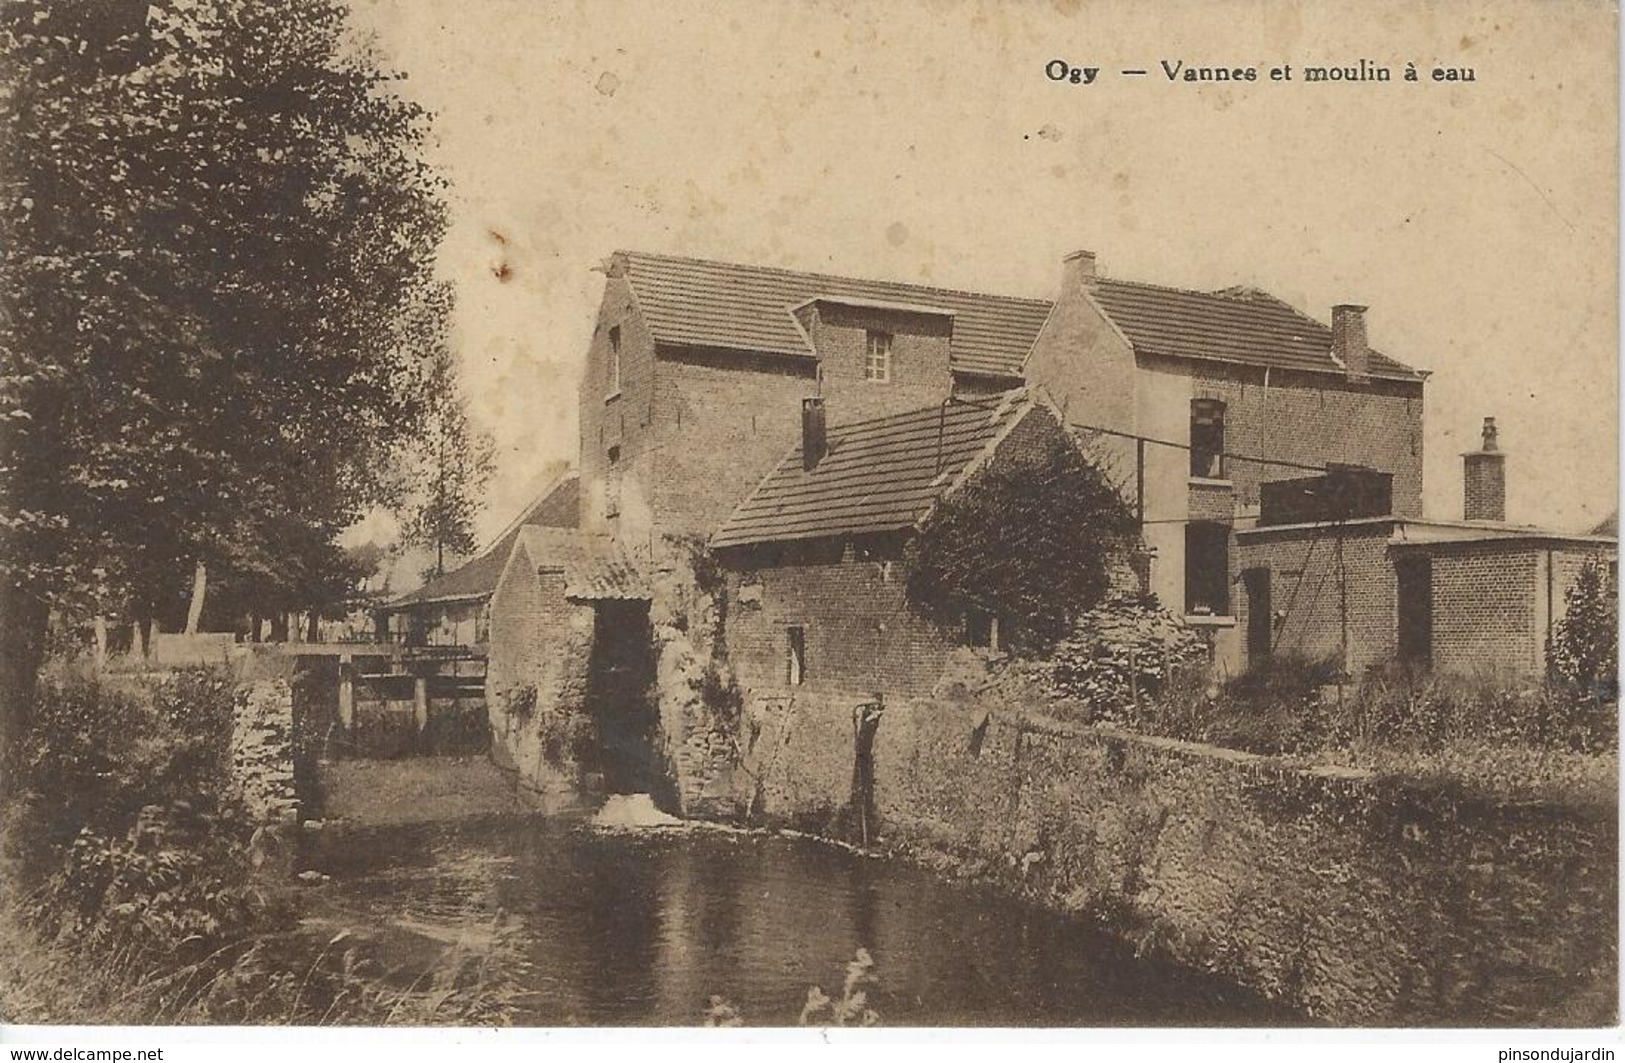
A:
<box><xmin>348</xmin><ymin>0</ymin><xmax>1619</xmax><ymax>547</ymax></box>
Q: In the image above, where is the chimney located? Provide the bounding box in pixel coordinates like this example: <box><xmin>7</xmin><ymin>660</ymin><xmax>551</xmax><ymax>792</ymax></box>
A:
<box><xmin>1061</xmin><ymin>249</ymin><xmax>1098</xmax><ymax>292</ymax></box>
<box><xmin>1463</xmin><ymin>416</ymin><xmax>1506</xmax><ymax>522</ymax></box>
<box><xmin>1331</xmin><ymin>304</ymin><xmax>1370</xmax><ymax>381</ymax></box>
<box><xmin>801</xmin><ymin>397</ymin><xmax>827</xmax><ymax>470</ymax></box>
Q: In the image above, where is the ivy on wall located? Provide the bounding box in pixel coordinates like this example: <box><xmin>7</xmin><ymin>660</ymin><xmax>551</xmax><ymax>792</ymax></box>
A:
<box><xmin>904</xmin><ymin>432</ymin><xmax>1136</xmax><ymax>654</ymax></box>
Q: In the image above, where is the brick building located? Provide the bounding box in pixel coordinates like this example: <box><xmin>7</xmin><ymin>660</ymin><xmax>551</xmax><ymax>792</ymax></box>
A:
<box><xmin>483</xmin><ymin>525</ymin><xmax>653</xmax><ymax>804</ymax></box>
<box><xmin>1232</xmin><ymin>419</ymin><xmax>1616</xmax><ymax>677</ymax></box>
<box><xmin>484</xmin><ymin>248</ymin><xmax>1607</xmax><ymax>811</ymax></box>
<box><xmin>378</xmin><ymin>472</ymin><xmax>578</xmax><ymax>647</ymax></box>
<box><xmin>1024</xmin><ymin>250</ymin><xmax>1428</xmax><ymax>669</ymax></box>
<box><xmin>576</xmin><ymin>251</ymin><xmax>1049</xmax><ymax>547</ymax></box>
<box><xmin>710</xmin><ymin>390</ymin><xmax>1093</xmax><ymax>699</ymax></box>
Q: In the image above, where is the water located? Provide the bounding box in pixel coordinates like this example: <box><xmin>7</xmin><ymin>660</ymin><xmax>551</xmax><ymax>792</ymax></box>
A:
<box><xmin>302</xmin><ymin>817</ymin><xmax>1298</xmax><ymax>1027</ymax></box>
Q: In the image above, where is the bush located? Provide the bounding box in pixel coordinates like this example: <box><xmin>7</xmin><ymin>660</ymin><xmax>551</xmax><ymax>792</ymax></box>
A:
<box><xmin>1044</xmin><ymin>594</ymin><xmax>1209</xmax><ymax>718</ymax></box>
<box><xmin>32</xmin><ymin>803</ymin><xmax>288</xmax><ymax>971</ymax></box>
<box><xmin>12</xmin><ymin>664</ymin><xmax>240</xmax><ymax>861</ymax></box>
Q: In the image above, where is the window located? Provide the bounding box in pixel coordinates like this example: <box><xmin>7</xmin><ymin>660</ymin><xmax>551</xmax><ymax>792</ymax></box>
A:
<box><xmin>786</xmin><ymin>626</ymin><xmax>807</xmax><ymax>685</ymax></box>
<box><xmin>965</xmin><ymin>609</ymin><xmax>1005</xmax><ymax>653</ymax></box>
<box><xmin>1184</xmin><ymin>522</ymin><xmax>1231</xmax><ymax>616</ymax></box>
<box><xmin>605</xmin><ymin>446</ymin><xmax>622</xmax><ymax>518</ymax></box>
<box><xmin>1190</xmin><ymin>398</ymin><xmax>1225</xmax><ymax>478</ymax></box>
<box><xmin>864</xmin><ymin>331</ymin><xmax>892</xmax><ymax>382</ymax></box>
<box><xmin>607</xmin><ymin>325</ymin><xmax>622</xmax><ymax>394</ymax></box>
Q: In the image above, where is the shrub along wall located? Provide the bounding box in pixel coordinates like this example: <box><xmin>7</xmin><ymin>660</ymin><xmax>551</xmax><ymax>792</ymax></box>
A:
<box><xmin>735</xmin><ymin>691</ymin><xmax>1617</xmax><ymax>1026</ymax></box>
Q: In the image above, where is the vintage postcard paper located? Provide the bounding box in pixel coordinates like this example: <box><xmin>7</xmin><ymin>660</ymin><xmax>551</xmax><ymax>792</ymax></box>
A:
<box><xmin>0</xmin><ymin>0</ymin><xmax>1617</xmax><ymax>1050</ymax></box>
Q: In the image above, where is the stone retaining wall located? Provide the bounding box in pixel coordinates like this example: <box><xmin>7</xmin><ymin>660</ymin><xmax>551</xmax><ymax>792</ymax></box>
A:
<box><xmin>733</xmin><ymin>690</ymin><xmax>1617</xmax><ymax>1026</ymax></box>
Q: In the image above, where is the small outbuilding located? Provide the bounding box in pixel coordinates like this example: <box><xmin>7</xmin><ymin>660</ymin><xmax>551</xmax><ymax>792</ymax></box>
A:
<box><xmin>1231</xmin><ymin>419</ymin><xmax>1617</xmax><ymax>677</ymax></box>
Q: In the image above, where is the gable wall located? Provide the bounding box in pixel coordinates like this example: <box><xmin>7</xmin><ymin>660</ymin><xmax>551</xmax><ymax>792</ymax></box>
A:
<box><xmin>580</xmin><ymin>275</ymin><xmax>661</xmax><ymax>539</ymax></box>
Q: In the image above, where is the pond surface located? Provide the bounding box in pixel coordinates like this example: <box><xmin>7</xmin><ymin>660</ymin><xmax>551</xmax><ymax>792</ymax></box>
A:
<box><xmin>303</xmin><ymin>817</ymin><xmax>1298</xmax><ymax>1027</ymax></box>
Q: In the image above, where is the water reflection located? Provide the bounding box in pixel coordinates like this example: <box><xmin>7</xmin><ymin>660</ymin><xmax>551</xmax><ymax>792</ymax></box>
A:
<box><xmin>305</xmin><ymin>818</ymin><xmax>1298</xmax><ymax>1027</ymax></box>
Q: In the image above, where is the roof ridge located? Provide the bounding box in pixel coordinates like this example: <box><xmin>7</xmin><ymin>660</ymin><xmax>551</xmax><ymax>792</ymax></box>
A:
<box><xmin>616</xmin><ymin>249</ymin><xmax>1052</xmax><ymax>308</ymax></box>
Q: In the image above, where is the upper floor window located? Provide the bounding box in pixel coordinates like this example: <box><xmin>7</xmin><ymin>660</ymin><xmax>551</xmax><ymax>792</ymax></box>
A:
<box><xmin>1190</xmin><ymin>398</ymin><xmax>1225</xmax><ymax>478</ymax></box>
<box><xmin>608</xmin><ymin>325</ymin><xmax>622</xmax><ymax>394</ymax></box>
<box><xmin>864</xmin><ymin>331</ymin><xmax>892</xmax><ymax>382</ymax></box>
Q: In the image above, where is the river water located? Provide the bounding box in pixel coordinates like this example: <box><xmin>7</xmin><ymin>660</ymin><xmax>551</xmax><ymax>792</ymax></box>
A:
<box><xmin>302</xmin><ymin>816</ymin><xmax>1297</xmax><ymax>1027</ymax></box>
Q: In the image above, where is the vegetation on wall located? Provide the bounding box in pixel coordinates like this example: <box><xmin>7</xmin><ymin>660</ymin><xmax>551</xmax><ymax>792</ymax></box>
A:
<box><xmin>904</xmin><ymin>431</ymin><xmax>1136</xmax><ymax>653</ymax></box>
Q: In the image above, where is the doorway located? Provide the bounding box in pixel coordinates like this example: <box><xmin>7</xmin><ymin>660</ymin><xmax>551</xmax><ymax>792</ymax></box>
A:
<box><xmin>1242</xmin><ymin>567</ymin><xmax>1272</xmax><ymax>661</ymax></box>
<box><xmin>584</xmin><ymin>600</ymin><xmax>666</xmax><ymax>799</ymax></box>
<box><xmin>1395</xmin><ymin>556</ymin><xmax>1433</xmax><ymax>668</ymax></box>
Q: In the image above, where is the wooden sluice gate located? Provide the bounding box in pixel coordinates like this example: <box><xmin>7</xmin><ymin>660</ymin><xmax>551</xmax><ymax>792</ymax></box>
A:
<box><xmin>290</xmin><ymin>643</ymin><xmax>490</xmax><ymax>759</ymax></box>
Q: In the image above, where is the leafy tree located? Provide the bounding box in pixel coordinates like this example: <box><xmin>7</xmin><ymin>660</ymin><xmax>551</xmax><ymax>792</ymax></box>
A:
<box><xmin>904</xmin><ymin>424</ymin><xmax>1137</xmax><ymax>654</ymax></box>
<box><xmin>0</xmin><ymin>0</ymin><xmax>449</xmax><ymax>773</ymax></box>
<box><xmin>396</xmin><ymin>308</ymin><xmax>496</xmax><ymax>581</ymax></box>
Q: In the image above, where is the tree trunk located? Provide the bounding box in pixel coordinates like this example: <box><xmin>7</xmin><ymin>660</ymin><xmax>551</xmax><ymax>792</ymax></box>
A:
<box><xmin>93</xmin><ymin>614</ymin><xmax>108</xmax><ymax>669</ymax></box>
<box><xmin>136</xmin><ymin>615</ymin><xmax>153</xmax><ymax>660</ymax></box>
<box><xmin>184</xmin><ymin>560</ymin><xmax>207</xmax><ymax>635</ymax></box>
<box><xmin>269</xmin><ymin>612</ymin><xmax>288</xmax><ymax>642</ymax></box>
<box><xmin>251</xmin><ymin>613</ymin><xmax>263</xmax><ymax>643</ymax></box>
<box><xmin>0</xmin><ymin>582</ymin><xmax>50</xmax><ymax>793</ymax></box>
<box><xmin>305</xmin><ymin>610</ymin><xmax>319</xmax><ymax>642</ymax></box>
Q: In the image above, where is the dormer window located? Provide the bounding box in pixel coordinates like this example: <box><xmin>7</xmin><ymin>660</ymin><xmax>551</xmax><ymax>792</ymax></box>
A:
<box><xmin>864</xmin><ymin>331</ymin><xmax>892</xmax><ymax>382</ymax></box>
<box><xmin>608</xmin><ymin>325</ymin><xmax>622</xmax><ymax>394</ymax></box>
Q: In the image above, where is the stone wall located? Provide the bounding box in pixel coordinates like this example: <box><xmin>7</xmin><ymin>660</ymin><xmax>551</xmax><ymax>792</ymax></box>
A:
<box><xmin>231</xmin><ymin>675</ymin><xmax>300</xmax><ymax>826</ymax></box>
<box><xmin>734</xmin><ymin>690</ymin><xmax>1617</xmax><ymax>1025</ymax></box>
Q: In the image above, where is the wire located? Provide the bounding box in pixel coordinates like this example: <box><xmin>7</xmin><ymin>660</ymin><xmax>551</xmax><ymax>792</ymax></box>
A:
<box><xmin>1067</xmin><ymin>420</ymin><xmax>1333</xmax><ymax>474</ymax></box>
<box><xmin>950</xmin><ymin>392</ymin><xmax>1333</xmax><ymax>474</ymax></box>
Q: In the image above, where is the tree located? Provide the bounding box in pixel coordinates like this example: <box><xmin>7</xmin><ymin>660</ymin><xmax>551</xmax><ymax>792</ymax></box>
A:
<box><xmin>904</xmin><ymin>426</ymin><xmax>1137</xmax><ymax>654</ymax></box>
<box><xmin>395</xmin><ymin>304</ymin><xmax>496</xmax><ymax>582</ymax></box>
<box><xmin>0</xmin><ymin>0</ymin><xmax>449</xmax><ymax>773</ymax></box>
<box><xmin>1547</xmin><ymin>558</ymin><xmax>1619</xmax><ymax>702</ymax></box>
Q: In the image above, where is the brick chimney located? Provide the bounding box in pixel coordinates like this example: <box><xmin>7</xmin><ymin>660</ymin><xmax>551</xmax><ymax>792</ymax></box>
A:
<box><xmin>1331</xmin><ymin>304</ymin><xmax>1369</xmax><ymax>381</ymax></box>
<box><xmin>1463</xmin><ymin>416</ymin><xmax>1506</xmax><ymax>522</ymax></box>
<box><xmin>802</xmin><ymin>397</ymin><xmax>827</xmax><ymax>470</ymax></box>
<box><xmin>1061</xmin><ymin>249</ymin><xmax>1098</xmax><ymax>291</ymax></box>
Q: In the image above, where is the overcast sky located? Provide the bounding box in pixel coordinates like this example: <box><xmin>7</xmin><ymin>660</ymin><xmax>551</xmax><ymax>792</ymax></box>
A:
<box><xmin>351</xmin><ymin>0</ymin><xmax>1618</xmax><ymax>544</ymax></box>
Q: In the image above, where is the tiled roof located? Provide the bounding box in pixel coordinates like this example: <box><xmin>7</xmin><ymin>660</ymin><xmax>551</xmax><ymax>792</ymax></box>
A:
<box><xmin>615</xmin><ymin>251</ymin><xmax>1422</xmax><ymax>383</ymax></box>
<box><xmin>617</xmin><ymin>251</ymin><xmax>1050</xmax><ymax>379</ymax></box>
<box><xmin>385</xmin><ymin>475</ymin><xmax>579</xmax><ymax>610</ymax></box>
<box><xmin>711</xmin><ymin>391</ymin><xmax>1040</xmax><ymax>549</ymax></box>
<box><xmin>513</xmin><ymin>527</ymin><xmax>650</xmax><ymax>600</ymax></box>
<box><xmin>1086</xmin><ymin>280</ymin><xmax>1422</xmax><ymax>381</ymax></box>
